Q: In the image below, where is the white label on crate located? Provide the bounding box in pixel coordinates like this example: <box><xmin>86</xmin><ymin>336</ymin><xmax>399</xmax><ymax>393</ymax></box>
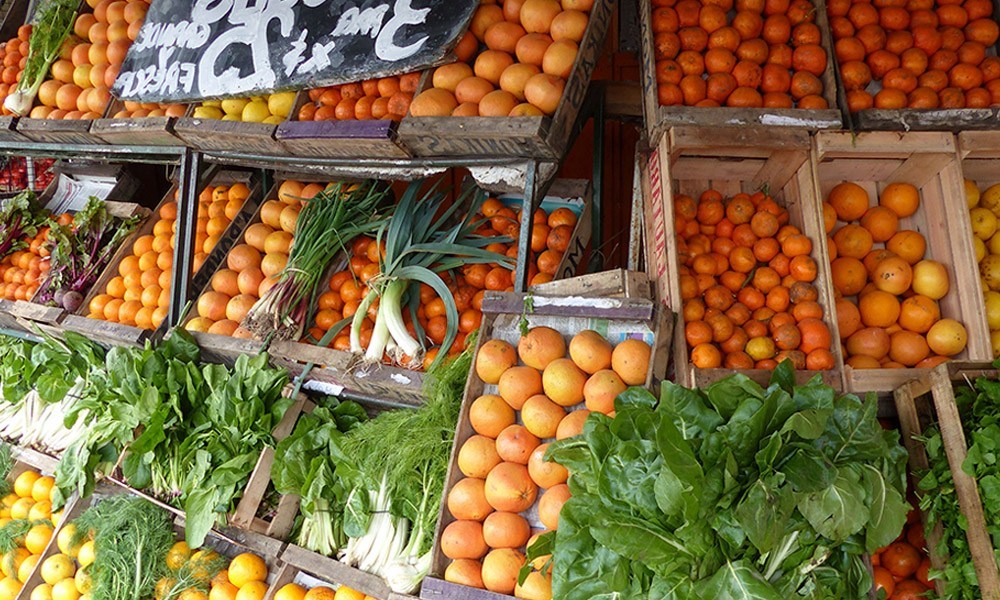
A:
<box><xmin>302</xmin><ymin>379</ymin><xmax>345</xmax><ymax>397</ymax></box>
<box><xmin>46</xmin><ymin>175</ymin><xmax>118</xmax><ymax>215</ymax></box>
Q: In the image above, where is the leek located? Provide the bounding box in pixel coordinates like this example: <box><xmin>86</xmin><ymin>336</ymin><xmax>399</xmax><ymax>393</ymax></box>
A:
<box><xmin>4</xmin><ymin>0</ymin><xmax>78</xmax><ymax>116</ymax></box>
<box><xmin>350</xmin><ymin>181</ymin><xmax>512</xmax><ymax>367</ymax></box>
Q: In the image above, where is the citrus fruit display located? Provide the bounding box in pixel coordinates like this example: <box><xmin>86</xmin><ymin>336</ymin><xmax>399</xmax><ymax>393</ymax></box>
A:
<box><xmin>191</xmin><ymin>92</ymin><xmax>296</xmax><ymax>124</ymax></box>
<box><xmin>0</xmin><ymin>469</ymin><xmax>62</xmax><ymax>600</ymax></box>
<box><xmin>827</xmin><ymin>181</ymin><xmax>968</xmax><ymax>368</ymax></box>
<box><xmin>651</xmin><ymin>0</ymin><xmax>830</xmax><ymax>108</ymax></box>
<box><xmin>676</xmin><ymin>188</ymin><xmax>835</xmax><ymax>371</ymax></box>
<box><xmin>827</xmin><ymin>0</ymin><xmax>1000</xmax><ymax>110</ymax></box>
<box><xmin>184</xmin><ymin>179</ymin><xmax>315</xmax><ymax>338</ymax></box>
<box><xmin>410</xmin><ymin>0</ymin><xmax>596</xmax><ymax>117</ymax></box>
<box><xmin>967</xmin><ymin>180</ymin><xmax>1000</xmax><ymax>356</ymax></box>
<box><xmin>87</xmin><ymin>182</ymin><xmax>250</xmax><ymax>330</ymax></box>
<box><xmin>29</xmin><ymin>0</ymin><xmax>185</xmax><ymax>120</ymax></box>
<box><xmin>295</xmin><ymin>74</ymin><xmax>422</xmax><ymax>122</ymax></box>
<box><xmin>440</xmin><ymin>326</ymin><xmax>651</xmax><ymax>597</ymax></box>
<box><xmin>0</xmin><ymin>213</ymin><xmax>62</xmax><ymax>302</ymax></box>
<box><xmin>313</xmin><ymin>198</ymin><xmax>580</xmax><ymax>369</ymax></box>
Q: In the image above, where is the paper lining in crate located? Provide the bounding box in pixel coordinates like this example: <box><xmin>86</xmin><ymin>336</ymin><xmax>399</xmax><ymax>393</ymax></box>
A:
<box><xmin>422</xmin><ymin>290</ymin><xmax>671</xmax><ymax>599</ymax></box>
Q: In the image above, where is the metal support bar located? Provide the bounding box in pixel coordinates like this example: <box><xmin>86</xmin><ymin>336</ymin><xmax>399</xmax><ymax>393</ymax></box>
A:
<box><xmin>0</xmin><ymin>141</ymin><xmax>185</xmax><ymax>164</ymax></box>
<box><xmin>514</xmin><ymin>162</ymin><xmax>538</xmax><ymax>293</ymax></box>
<box><xmin>590</xmin><ymin>88</ymin><xmax>605</xmax><ymax>273</ymax></box>
<box><xmin>169</xmin><ymin>149</ymin><xmax>202</xmax><ymax>326</ymax></box>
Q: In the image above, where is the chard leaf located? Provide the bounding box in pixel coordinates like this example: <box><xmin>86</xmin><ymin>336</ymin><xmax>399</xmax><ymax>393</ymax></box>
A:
<box><xmin>796</xmin><ymin>468</ymin><xmax>867</xmax><ymax>541</ymax></box>
<box><xmin>735</xmin><ymin>479</ymin><xmax>794</xmax><ymax>553</ymax></box>
<box><xmin>703</xmin><ymin>376</ymin><xmax>763</xmax><ymax>421</ymax></box>
<box><xmin>781</xmin><ymin>444</ymin><xmax>837</xmax><ymax>493</ymax></box>
<box><xmin>697</xmin><ymin>560</ymin><xmax>782</xmax><ymax>600</ymax></box>
<box><xmin>661</xmin><ymin>382</ymin><xmax>725</xmax><ymax>439</ymax></box>
<box><xmin>861</xmin><ymin>465</ymin><xmax>909</xmax><ymax>552</ymax></box>
<box><xmin>781</xmin><ymin>408</ymin><xmax>832</xmax><ymax>440</ymax></box>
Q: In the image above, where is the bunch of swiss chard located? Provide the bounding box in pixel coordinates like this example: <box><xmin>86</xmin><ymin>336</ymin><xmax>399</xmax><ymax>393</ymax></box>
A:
<box><xmin>917</xmin><ymin>367</ymin><xmax>1000</xmax><ymax>599</ymax></box>
<box><xmin>55</xmin><ymin>330</ymin><xmax>292</xmax><ymax>547</ymax></box>
<box><xmin>532</xmin><ymin>362</ymin><xmax>909</xmax><ymax>599</ymax></box>
<box><xmin>271</xmin><ymin>397</ymin><xmax>369</xmax><ymax>557</ymax></box>
<box><xmin>35</xmin><ymin>197</ymin><xmax>143</xmax><ymax>311</ymax></box>
<box><xmin>0</xmin><ymin>190</ymin><xmax>46</xmax><ymax>259</ymax></box>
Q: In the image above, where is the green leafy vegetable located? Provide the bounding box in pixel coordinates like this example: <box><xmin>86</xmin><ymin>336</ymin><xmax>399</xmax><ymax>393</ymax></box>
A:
<box><xmin>532</xmin><ymin>362</ymin><xmax>909</xmax><ymax>599</ymax></box>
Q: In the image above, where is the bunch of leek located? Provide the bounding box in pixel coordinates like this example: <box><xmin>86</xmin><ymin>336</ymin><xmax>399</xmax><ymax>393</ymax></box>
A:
<box><xmin>243</xmin><ymin>182</ymin><xmax>389</xmax><ymax>341</ymax></box>
<box><xmin>4</xmin><ymin>0</ymin><xmax>78</xmax><ymax>116</ymax></box>
<box><xmin>351</xmin><ymin>181</ymin><xmax>512</xmax><ymax>367</ymax></box>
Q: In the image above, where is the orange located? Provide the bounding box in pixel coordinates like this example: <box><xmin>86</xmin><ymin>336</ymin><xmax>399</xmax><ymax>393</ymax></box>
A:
<box><xmin>872</xmin><ymin>256</ymin><xmax>913</xmax><ymax>295</ymax></box>
<box><xmin>898</xmin><ymin>295</ymin><xmax>940</xmax><ymax>333</ymax></box>
<box><xmin>827</xmin><ymin>182</ymin><xmax>870</xmax><ymax>221</ymax></box>
<box><xmin>880</xmin><ymin>182</ymin><xmax>920</xmax><ymax>217</ymax></box>
<box><xmin>860</xmin><ymin>206</ymin><xmax>899</xmax><ymax>242</ymax></box>
<box><xmin>831</xmin><ymin>257</ymin><xmax>867</xmax><ymax>296</ymax></box>
<box><xmin>886</xmin><ymin>230</ymin><xmax>926</xmax><ymax>264</ymax></box>
<box><xmin>832</xmin><ymin>224</ymin><xmax>874</xmax><ymax>259</ymax></box>
<box><xmin>858</xmin><ymin>290</ymin><xmax>900</xmax><ymax>327</ymax></box>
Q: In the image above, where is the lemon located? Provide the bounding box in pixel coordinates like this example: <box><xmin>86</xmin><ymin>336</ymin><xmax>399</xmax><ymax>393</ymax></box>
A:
<box><xmin>975</xmin><ymin>236</ymin><xmax>988</xmax><ymax>262</ymax></box>
<box><xmin>202</xmin><ymin>100</ymin><xmax>222</xmax><ymax>107</ymax></box>
<box><xmin>971</xmin><ymin>207</ymin><xmax>998</xmax><ymax>240</ymax></box>
<box><xmin>222</xmin><ymin>114</ymin><xmax>241</xmax><ymax>121</ymax></box>
<box><xmin>40</xmin><ymin>554</ymin><xmax>74</xmax><ymax>586</ymax></box>
<box><xmin>745</xmin><ymin>337</ymin><xmax>775</xmax><ymax>361</ymax></box>
<box><xmin>11</xmin><ymin>498</ymin><xmax>34</xmax><ymax>519</ymax></box>
<box><xmin>273</xmin><ymin>584</ymin><xmax>306</xmax><ymax>600</ymax></box>
<box><xmin>982</xmin><ymin>255</ymin><xmax>1000</xmax><ymax>291</ymax></box>
<box><xmin>31</xmin><ymin>477</ymin><xmax>54</xmax><ymax>503</ymax></box>
<box><xmin>192</xmin><ymin>106</ymin><xmax>224</xmax><ymax>120</ymax></box>
<box><xmin>28</xmin><ymin>501</ymin><xmax>52</xmax><ymax>522</ymax></box>
<box><xmin>985</xmin><ymin>292</ymin><xmax>1000</xmax><ymax>330</ymax></box>
<box><xmin>51</xmin><ymin>510</ymin><xmax>62</xmax><ymax>528</ymax></box>
<box><xmin>165</xmin><ymin>542</ymin><xmax>190</xmax><ymax>571</ymax></box>
<box><xmin>267</xmin><ymin>92</ymin><xmax>296</xmax><ymax>118</ymax></box>
<box><xmin>967</xmin><ymin>179</ymin><xmax>981</xmax><ymax>208</ymax></box>
<box><xmin>154</xmin><ymin>577</ymin><xmax>176</xmax><ymax>600</ymax></box>
<box><xmin>992</xmin><ymin>330</ymin><xmax>1000</xmax><ymax>357</ymax></box>
<box><xmin>220</xmin><ymin>98</ymin><xmax>250</xmax><ymax>115</ymax></box>
<box><xmin>74</xmin><ymin>567</ymin><xmax>90</xmax><ymax>594</ymax></box>
<box><xmin>227</xmin><ymin>553</ymin><xmax>266</xmax><ymax>588</ymax></box>
<box><xmin>76</xmin><ymin>542</ymin><xmax>94</xmax><ymax>568</ymax></box>
<box><xmin>262</xmin><ymin>115</ymin><xmax>283</xmax><ymax>125</ymax></box>
<box><xmin>24</xmin><ymin>524</ymin><xmax>53</xmax><ymax>555</ymax></box>
<box><xmin>0</xmin><ymin>576</ymin><xmax>21</xmax><ymax>600</ymax></box>
<box><xmin>51</xmin><ymin>578</ymin><xmax>78</xmax><ymax>600</ymax></box>
<box><xmin>30</xmin><ymin>583</ymin><xmax>52</xmax><ymax>600</ymax></box>
<box><xmin>18</xmin><ymin>555</ymin><xmax>39</xmax><ymax>583</ymax></box>
<box><xmin>14</xmin><ymin>472</ymin><xmax>40</xmax><ymax>499</ymax></box>
<box><xmin>56</xmin><ymin>525</ymin><xmax>80</xmax><ymax>558</ymax></box>
<box><xmin>235</xmin><ymin>581</ymin><xmax>267</xmax><ymax>600</ymax></box>
<box><xmin>1</xmin><ymin>549</ymin><xmax>28</xmax><ymax>579</ymax></box>
<box><xmin>249</xmin><ymin>96</ymin><xmax>265</xmax><ymax>103</ymax></box>
<box><xmin>241</xmin><ymin>101</ymin><xmax>270</xmax><ymax>123</ymax></box>
<box><xmin>334</xmin><ymin>587</ymin><xmax>364</xmax><ymax>600</ymax></box>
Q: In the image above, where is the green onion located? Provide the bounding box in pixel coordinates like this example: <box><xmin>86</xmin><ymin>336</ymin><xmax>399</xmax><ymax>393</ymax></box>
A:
<box><xmin>243</xmin><ymin>182</ymin><xmax>389</xmax><ymax>341</ymax></box>
<box><xmin>350</xmin><ymin>181</ymin><xmax>513</xmax><ymax>368</ymax></box>
<box><xmin>4</xmin><ymin>0</ymin><xmax>78</xmax><ymax>116</ymax></box>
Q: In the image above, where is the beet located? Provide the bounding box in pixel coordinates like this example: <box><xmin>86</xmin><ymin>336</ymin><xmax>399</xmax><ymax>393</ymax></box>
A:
<box><xmin>62</xmin><ymin>291</ymin><xmax>83</xmax><ymax>312</ymax></box>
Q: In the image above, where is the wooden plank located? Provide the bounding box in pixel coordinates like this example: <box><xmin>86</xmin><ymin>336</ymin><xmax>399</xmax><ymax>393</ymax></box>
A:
<box><xmin>0</xmin><ymin>116</ymin><xmax>25</xmax><ymax>142</ymax></box>
<box><xmin>90</xmin><ymin>116</ymin><xmax>186</xmax><ymax>146</ymax></box>
<box><xmin>855</xmin><ymin>107</ymin><xmax>1000</xmax><ymax>132</ymax></box>
<box><xmin>281</xmin><ymin>543</ymin><xmax>392</xmax><ymax>599</ymax></box>
<box><xmin>173</xmin><ymin>118</ymin><xmax>285</xmax><ymax>154</ymax></box>
<box><xmin>529</xmin><ymin>269</ymin><xmax>651</xmax><ymax>298</ymax></box>
<box><xmin>8</xmin><ymin>301</ymin><xmax>64</xmax><ymax>325</ymax></box>
<box><xmin>15</xmin><ymin>118</ymin><xmax>102</xmax><ymax>145</ymax></box>
<box><xmin>421</xmin><ymin>577</ymin><xmax>513</xmax><ymax>600</ymax></box>
<box><xmin>275</xmin><ymin>119</ymin><xmax>410</xmax><ymax>159</ymax></box>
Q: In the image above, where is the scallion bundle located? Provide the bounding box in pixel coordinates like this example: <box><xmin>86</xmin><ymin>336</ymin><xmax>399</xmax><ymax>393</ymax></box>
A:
<box><xmin>243</xmin><ymin>182</ymin><xmax>389</xmax><ymax>341</ymax></box>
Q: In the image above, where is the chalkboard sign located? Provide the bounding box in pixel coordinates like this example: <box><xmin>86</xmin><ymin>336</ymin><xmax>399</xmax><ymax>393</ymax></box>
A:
<box><xmin>112</xmin><ymin>0</ymin><xmax>476</xmax><ymax>103</ymax></box>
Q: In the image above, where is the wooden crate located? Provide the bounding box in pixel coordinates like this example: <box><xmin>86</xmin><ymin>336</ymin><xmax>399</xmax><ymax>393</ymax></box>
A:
<box><xmin>173</xmin><ymin>118</ymin><xmax>285</xmax><ymax>155</ymax></box>
<box><xmin>270</xmin><ymin>180</ymin><xmax>594</xmax><ymax>407</ymax></box>
<box><xmin>528</xmin><ymin>269</ymin><xmax>651</xmax><ymax>298</ymax></box>
<box><xmin>641</xmin><ymin>126</ymin><xmax>845</xmax><ymax>389</ymax></box>
<box><xmin>637</xmin><ymin>0</ymin><xmax>842</xmax><ymax>142</ymax></box>
<box><xmin>61</xmin><ymin>172</ymin><xmax>262</xmax><ymax>348</ymax></box>
<box><xmin>813</xmin><ymin>131</ymin><xmax>992</xmax><ymax>392</ymax></box>
<box><xmin>277</xmin><ymin>545</ymin><xmax>419</xmax><ymax>600</ymax></box>
<box><xmin>422</xmin><ymin>291</ymin><xmax>671</xmax><ymax>599</ymax></box>
<box><xmin>396</xmin><ymin>0</ymin><xmax>613</xmax><ymax>159</ymax></box>
<box><xmin>15</xmin><ymin>118</ymin><xmax>103</xmax><ymax>145</ymax></box>
<box><xmin>956</xmin><ymin>131</ymin><xmax>1000</xmax><ymax>359</ymax></box>
<box><xmin>275</xmin><ymin>91</ymin><xmax>409</xmax><ymax>159</ymax></box>
<box><xmin>227</xmin><ymin>386</ymin><xmax>310</xmax><ymax>541</ymax></box>
<box><xmin>0</xmin><ymin>116</ymin><xmax>24</xmax><ymax>142</ymax></box>
<box><xmin>90</xmin><ymin>101</ymin><xmax>191</xmax><ymax>146</ymax></box>
<box><xmin>893</xmin><ymin>362</ymin><xmax>1000</xmax><ymax>600</ymax></box>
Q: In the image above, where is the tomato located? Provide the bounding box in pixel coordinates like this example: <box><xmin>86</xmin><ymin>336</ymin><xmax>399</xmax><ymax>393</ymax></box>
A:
<box><xmin>916</xmin><ymin>557</ymin><xmax>932</xmax><ymax>588</ymax></box>
<box><xmin>882</xmin><ymin>541</ymin><xmax>921</xmax><ymax>578</ymax></box>
<box><xmin>873</xmin><ymin>566</ymin><xmax>895</xmax><ymax>598</ymax></box>
<box><xmin>891</xmin><ymin>579</ymin><xmax>929</xmax><ymax>599</ymax></box>
<box><xmin>907</xmin><ymin>522</ymin><xmax>926</xmax><ymax>550</ymax></box>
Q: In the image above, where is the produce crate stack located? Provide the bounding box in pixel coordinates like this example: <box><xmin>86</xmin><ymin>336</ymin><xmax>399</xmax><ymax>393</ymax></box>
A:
<box><xmin>61</xmin><ymin>172</ymin><xmax>262</xmax><ymax>346</ymax></box>
<box><xmin>642</xmin><ymin>126</ymin><xmax>844</xmax><ymax>388</ymax></box>
<box><xmin>638</xmin><ymin>0</ymin><xmax>843</xmax><ymax>137</ymax></box>
<box><xmin>423</xmin><ymin>286</ymin><xmax>670</xmax><ymax>598</ymax></box>
<box><xmin>813</xmin><ymin>131</ymin><xmax>991</xmax><ymax>392</ymax></box>
<box><xmin>894</xmin><ymin>362</ymin><xmax>1000</xmax><ymax>600</ymax></box>
<box><xmin>957</xmin><ymin>131</ymin><xmax>1000</xmax><ymax>358</ymax></box>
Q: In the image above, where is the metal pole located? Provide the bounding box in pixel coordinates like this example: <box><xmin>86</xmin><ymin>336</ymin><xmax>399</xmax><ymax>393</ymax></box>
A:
<box><xmin>169</xmin><ymin>149</ymin><xmax>201</xmax><ymax>326</ymax></box>
<box><xmin>589</xmin><ymin>89</ymin><xmax>605</xmax><ymax>273</ymax></box>
<box><xmin>514</xmin><ymin>162</ymin><xmax>537</xmax><ymax>293</ymax></box>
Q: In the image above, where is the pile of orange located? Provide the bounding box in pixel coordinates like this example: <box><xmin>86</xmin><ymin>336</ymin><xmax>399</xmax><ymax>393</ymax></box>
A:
<box><xmin>829</xmin><ymin>0</ymin><xmax>1000</xmax><ymax>110</ymax></box>
<box><xmin>310</xmin><ymin>199</ymin><xmax>579</xmax><ymax>369</ymax></box>
<box><xmin>88</xmin><ymin>183</ymin><xmax>249</xmax><ymax>330</ymax></box>
<box><xmin>29</xmin><ymin>0</ymin><xmax>183</xmax><ymax>120</ymax></box>
<box><xmin>0</xmin><ymin>216</ymin><xmax>60</xmax><ymax>301</ymax></box>
<box><xmin>441</xmin><ymin>327</ymin><xmax>651</xmax><ymax>598</ymax></box>
<box><xmin>0</xmin><ymin>25</ymin><xmax>31</xmax><ymax>115</ymax></box>
<box><xmin>652</xmin><ymin>0</ymin><xmax>830</xmax><ymax>109</ymax></box>
<box><xmin>827</xmin><ymin>181</ymin><xmax>968</xmax><ymax>368</ymax></box>
<box><xmin>186</xmin><ymin>180</ymin><xmax>320</xmax><ymax>337</ymax></box>
<box><xmin>409</xmin><ymin>0</ymin><xmax>593</xmax><ymax>118</ymax></box>
<box><xmin>297</xmin><ymin>73</ymin><xmax>421</xmax><ymax>122</ymax></box>
<box><xmin>872</xmin><ymin>514</ymin><xmax>932</xmax><ymax>599</ymax></box>
<box><xmin>677</xmin><ymin>189</ymin><xmax>835</xmax><ymax>371</ymax></box>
